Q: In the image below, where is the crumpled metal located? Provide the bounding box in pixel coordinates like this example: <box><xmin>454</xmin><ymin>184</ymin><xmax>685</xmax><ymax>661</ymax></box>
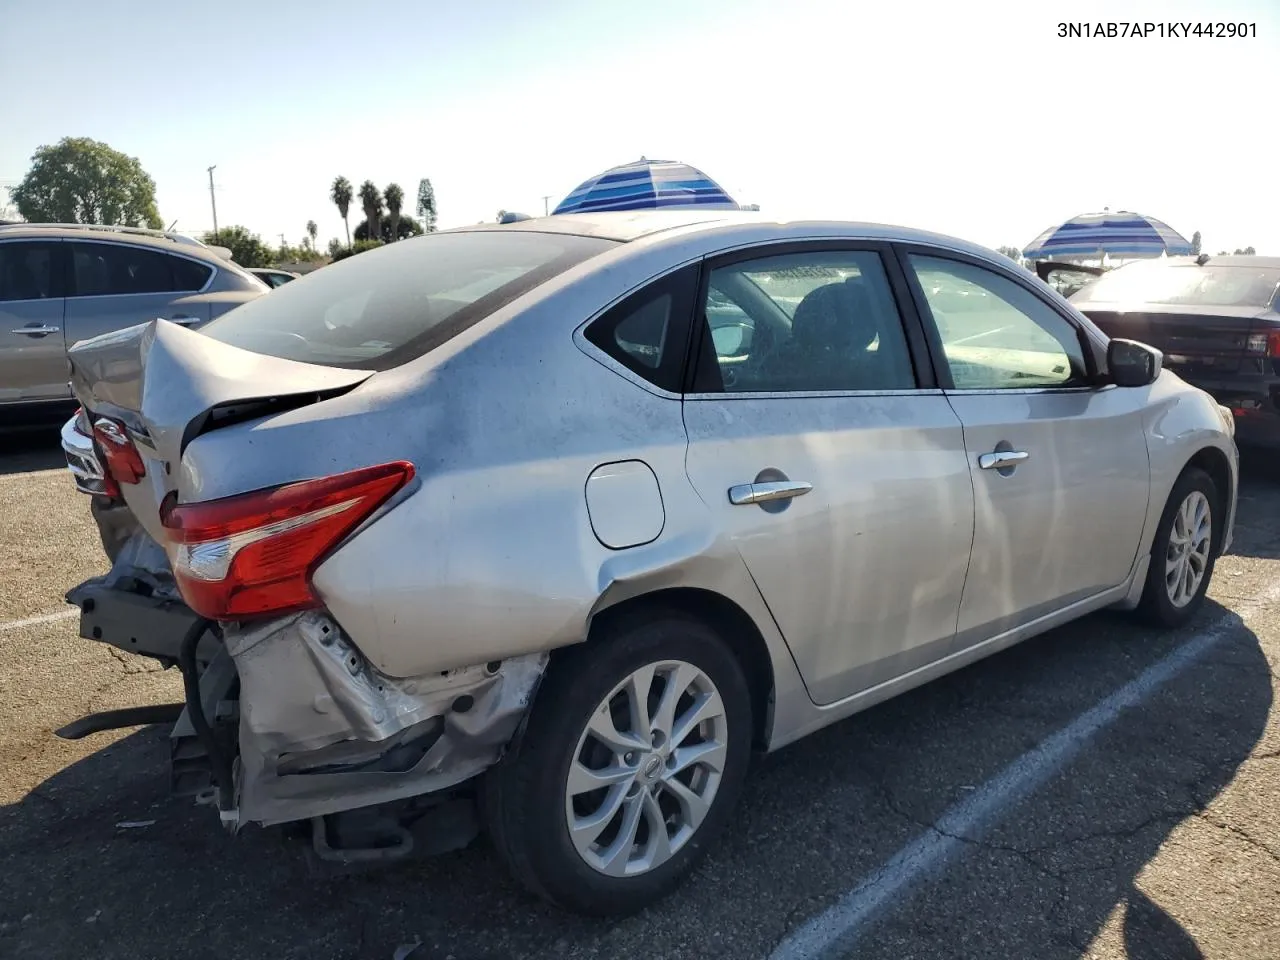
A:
<box><xmin>224</xmin><ymin>611</ymin><xmax>548</xmax><ymax>826</ymax></box>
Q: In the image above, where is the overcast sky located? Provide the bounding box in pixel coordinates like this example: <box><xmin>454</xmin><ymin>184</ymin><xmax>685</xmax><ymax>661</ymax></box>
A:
<box><xmin>3</xmin><ymin>0</ymin><xmax>1277</xmax><ymax>254</ymax></box>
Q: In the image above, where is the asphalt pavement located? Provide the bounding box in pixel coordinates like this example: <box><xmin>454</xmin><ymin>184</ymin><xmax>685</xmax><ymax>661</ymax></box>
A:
<box><xmin>1</xmin><ymin>426</ymin><xmax>1278</xmax><ymax>960</ymax></box>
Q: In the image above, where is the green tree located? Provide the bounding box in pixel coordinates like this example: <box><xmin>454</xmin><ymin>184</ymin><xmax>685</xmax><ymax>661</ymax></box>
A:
<box><xmin>331</xmin><ymin>176</ymin><xmax>353</xmax><ymax>247</ymax></box>
<box><xmin>995</xmin><ymin>245</ymin><xmax>1022</xmax><ymax>261</ymax></box>
<box><xmin>355</xmin><ymin>214</ymin><xmax>423</xmax><ymax>243</ymax></box>
<box><xmin>384</xmin><ymin>183</ymin><xmax>404</xmax><ymax>242</ymax></box>
<box><xmin>12</xmin><ymin>136</ymin><xmax>162</xmax><ymax>228</ymax></box>
<box><xmin>358</xmin><ymin>180</ymin><xmax>382</xmax><ymax>244</ymax></box>
<box><xmin>202</xmin><ymin>225</ymin><xmax>273</xmax><ymax>267</ymax></box>
<box><xmin>416</xmin><ymin>178</ymin><xmax>437</xmax><ymax>232</ymax></box>
<box><xmin>1233</xmin><ymin>246</ymin><xmax>1256</xmax><ymax>256</ymax></box>
<box><xmin>306</xmin><ymin>219</ymin><xmax>318</xmax><ymax>250</ymax></box>
<box><xmin>1190</xmin><ymin>230</ymin><xmax>1201</xmax><ymax>255</ymax></box>
<box><xmin>330</xmin><ymin>238</ymin><xmax>384</xmax><ymax>262</ymax></box>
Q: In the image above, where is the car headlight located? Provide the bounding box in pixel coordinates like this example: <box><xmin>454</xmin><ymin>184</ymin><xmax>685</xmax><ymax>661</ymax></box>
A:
<box><xmin>1216</xmin><ymin>403</ymin><xmax>1236</xmax><ymax>439</ymax></box>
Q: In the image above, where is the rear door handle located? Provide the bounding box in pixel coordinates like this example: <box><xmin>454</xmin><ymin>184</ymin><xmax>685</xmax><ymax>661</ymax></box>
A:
<box><xmin>978</xmin><ymin>450</ymin><xmax>1030</xmax><ymax>470</ymax></box>
<box><xmin>10</xmin><ymin>325</ymin><xmax>59</xmax><ymax>336</ymax></box>
<box><xmin>728</xmin><ymin>480</ymin><xmax>813</xmax><ymax>505</ymax></box>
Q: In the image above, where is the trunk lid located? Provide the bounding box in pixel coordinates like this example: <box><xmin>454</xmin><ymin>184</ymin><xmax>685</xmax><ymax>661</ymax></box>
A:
<box><xmin>1077</xmin><ymin>304</ymin><xmax>1272</xmax><ymax>378</ymax></box>
<box><xmin>67</xmin><ymin>319</ymin><xmax>373</xmax><ymax>540</ymax></box>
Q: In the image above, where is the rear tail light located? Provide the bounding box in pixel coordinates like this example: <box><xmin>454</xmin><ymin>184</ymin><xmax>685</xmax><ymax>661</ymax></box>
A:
<box><xmin>1248</xmin><ymin>331</ymin><xmax>1280</xmax><ymax>356</ymax></box>
<box><xmin>160</xmin><ymin>461</ymin><xmax>414</xmax><ymax>620</ymax></box>
<box><xmin>92</xmin><ymin>416</ymin><xmax>146</xmax><ymax>485</ymax></box>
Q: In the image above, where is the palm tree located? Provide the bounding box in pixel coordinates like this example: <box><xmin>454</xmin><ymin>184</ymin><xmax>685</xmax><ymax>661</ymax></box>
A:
<box><xmin>384</xmin><ymin>183</ymin><xmax>404</xmax><ymax>242</ymax></box>
<box><xmin>358</xmin><ymin>180</ymin><xmax>382</xmax><ymax>244</ymax></box>
<box><xmin>330</xmin><ymin>177</ymin><xmax>353</xmax><ymax>247</ymax></box>
<box><xmin>306</xmin><ymin>219</ymin><xmax>318</xmax><ymax>251</ymax></box>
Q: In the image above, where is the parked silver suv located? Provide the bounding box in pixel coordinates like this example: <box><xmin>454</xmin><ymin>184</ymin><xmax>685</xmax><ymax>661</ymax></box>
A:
<box><xmin>0</xmin><ymin>223</ymin><xmax>266</xmax><ymax>417</ymax></box>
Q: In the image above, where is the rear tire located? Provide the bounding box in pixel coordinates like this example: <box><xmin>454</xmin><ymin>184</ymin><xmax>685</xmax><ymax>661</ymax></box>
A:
<box><xmin>482</xmin><ymin>612</ymin><xmax>753</xmax><ymax>916</ymax></box>
<box><xmin>1138</xmin><ymin>467</ymin><xmax>1219</xmax><ymax>628</ymax></box>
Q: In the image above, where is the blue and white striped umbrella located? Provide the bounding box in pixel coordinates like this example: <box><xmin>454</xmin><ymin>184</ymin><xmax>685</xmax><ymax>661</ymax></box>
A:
<box><xmin>553</xmin><ymin>159</ymin><xmax>738</xmax><ymax>215</ymax></box>
<box><xmin>1022</xmin><ymin>211</ymin><xmax>1193</xmax><ymax>260</ymax></box>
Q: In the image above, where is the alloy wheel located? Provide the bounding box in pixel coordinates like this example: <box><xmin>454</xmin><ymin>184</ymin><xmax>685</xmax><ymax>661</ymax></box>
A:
<box><xmin>1165</xmin><ymin>490</ymin><xmax>1212</xmax><ymax>608</ymax></box>
<box><xmin>564</xmin><ymin>659</ymin><xmax>728</xmax><ymax>877</ymax></box>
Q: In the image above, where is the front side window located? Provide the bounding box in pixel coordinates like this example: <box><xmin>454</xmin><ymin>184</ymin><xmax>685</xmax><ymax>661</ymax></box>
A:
<box><xmin>910</xmin><ymin>255</ymin><xmax>1089</xmax><ymax>390</ymax></box>
<box><xmin>0</xmin><ymin>242</ymin><xmax>59</xmax><ymax>302</ymax></box>
<box><xmin>70</xmin><ymin>242</ymin><xmax>175</xmax><ymax>297</ymax></box>
<box><xmin>204</xmin><ymin>230</ymin><xmax>617</xmax><ymax>370</ymax></box>
<box><xmin>694</xmin><ymin>250</ymin><xmax>916</xmax><ymax>393</ymax></box>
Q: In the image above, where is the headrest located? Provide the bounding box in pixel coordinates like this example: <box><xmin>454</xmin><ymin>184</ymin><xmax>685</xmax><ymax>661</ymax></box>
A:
<box><xmin>790</xmin><ymin>278</ymin><xmax>879</xmax><ymax>351</ymax></box>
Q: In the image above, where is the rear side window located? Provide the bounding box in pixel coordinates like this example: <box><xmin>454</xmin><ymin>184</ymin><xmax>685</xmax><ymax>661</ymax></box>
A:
<box><xmin>583</xmin><ymin>264</ymin><xmax>700</xmax><ymax>392</ymax></box>
<box><xmin>0</xmin><ymin>241</ymin><xmax>60</xmax><ymax>301</ymax></box>
<box><xmin>692</xmin><ymin>250</ymin><xmax>917</xmax><ymax>393</ymax></box>
<box><xmin>69</xmin><ymin>242</ymin><xmax>188</xmax><ymax>297</ymax></box>
<box><xmin>171</xmin><ymin>256</ymin><xmax>213</xmax><ymax>292</ymax></box>
<box><xmin>203</xmin><ymin>231</ymin><xmax>618</xmax><ymax>370</ymax></box>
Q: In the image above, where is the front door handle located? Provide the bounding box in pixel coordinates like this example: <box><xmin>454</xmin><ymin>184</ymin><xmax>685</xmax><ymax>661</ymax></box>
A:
<box><xmin>978</xmin><ymin>450</ymin><xmax>1030</xmax><ymax>470</ymax></box>
<box><xmin>728</xmin><ymin>480</ymin><xmax>813</xmax><ymax>506</ymax></box>
<box><xmin>165</xmin><ymin>315</ymin><xmax>199</xmax><ymax>326</ymax></box>
<box><xmin>10</xmin><ymin>325</ymin><xmax>59</xmax><ymax>336</ymax></box>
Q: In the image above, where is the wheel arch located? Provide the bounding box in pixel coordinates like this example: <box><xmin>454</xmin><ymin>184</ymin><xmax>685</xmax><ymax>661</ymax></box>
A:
<box><xmin>583</xmin><ymin>587</ymin><xmax>776</xmax><ymax>750</ymax></box>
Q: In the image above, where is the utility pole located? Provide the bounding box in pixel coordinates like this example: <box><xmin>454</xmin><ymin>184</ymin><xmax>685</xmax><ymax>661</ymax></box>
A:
<box><xmin>542</xmin><ymin>195</ymin><xmax>552</xmax><ymax>216</ymax></box>
<box><xmin>207</xmin><ymin>166</ymin><xmax>219</xmax><ymax>242</ymax></box>
<box><xmin>279</xmin><ymin>233</ymin><xmax>287</xmax><ymax>250</ymax></box>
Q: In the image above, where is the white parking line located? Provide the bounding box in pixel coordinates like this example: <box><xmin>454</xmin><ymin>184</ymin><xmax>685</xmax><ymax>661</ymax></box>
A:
<box><xmin>947</xmin><ymin>324</ymin><xmax>1014</xmax><ymax>346</ymax></box>
<box><xmin>0</xmin><ymin>607</ymin><xmax>78</xmax><ymax>634</ymax></box>
<box><xmin>770</xmin><ymin>578</ymin><xmax>1280</xmax><ymax>960</ymax></box>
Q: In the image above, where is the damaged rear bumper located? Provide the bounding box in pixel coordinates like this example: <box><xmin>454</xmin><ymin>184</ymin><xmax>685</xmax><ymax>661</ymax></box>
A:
<box><xmin>65</xmin><ymin>530</ymin><xmax>548</xmax><ymax>829</ymax></box>
<box><xmin>226</xmin><ymin>611</ymin><xmax>546</xmax><ymax>826</ymax></box>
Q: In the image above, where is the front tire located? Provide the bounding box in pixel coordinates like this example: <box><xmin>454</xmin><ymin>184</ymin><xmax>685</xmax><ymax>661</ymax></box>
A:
<box><xmin>483</xmin><ymin>612</ymin><xmax>753</xmax><ymax>916</ymax></box>
<box><xmin>1138</xmin><ymin>467</ymin><xmax>1219</xmax><ymax>628</ymax></box>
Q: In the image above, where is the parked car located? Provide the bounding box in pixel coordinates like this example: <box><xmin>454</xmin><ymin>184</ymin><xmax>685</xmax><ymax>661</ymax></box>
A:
<box><xmin>1068</xmin><ymin>255</ymin><xmax>1280</xmax><ymax>449</ymax></box>
<box><xmin>58</xmin><ymin>210</ymin><xmax>1237</xmax><ymax>916</ymax></box>
<box><xmin>248</xmin><ymin>267</ymin><xmax>301</xmax><ymax>288</ymax></box>
<box><xmin>0</xmin><ymin>223</ymin><xmax>266</xmax><ymax>423</ymax></box>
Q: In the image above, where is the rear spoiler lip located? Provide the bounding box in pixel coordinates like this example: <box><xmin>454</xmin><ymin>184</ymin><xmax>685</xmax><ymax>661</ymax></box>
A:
<box><xmin>1074</xmin><ymin>302</ymin><xmax>1277</xmax><ymax>321</ymax></box>
<box><xmin>1035</xmin><ymin>260</ymin><xmax>1106</xmax><ymax>283</ymax></box>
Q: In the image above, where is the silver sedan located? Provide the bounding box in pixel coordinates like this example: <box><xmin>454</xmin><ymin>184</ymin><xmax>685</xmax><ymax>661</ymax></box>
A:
<box><xmin>59</xmin><ymin>209</ymin><xmax>1237</xmax><ymax>915</ymax></box>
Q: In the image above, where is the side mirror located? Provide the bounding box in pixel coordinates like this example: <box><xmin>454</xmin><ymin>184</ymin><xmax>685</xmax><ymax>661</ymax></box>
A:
<box><xmin>1108</xmin><ymin>338</ymin><xmax>1162</xmax><ymax>387</ymax></box>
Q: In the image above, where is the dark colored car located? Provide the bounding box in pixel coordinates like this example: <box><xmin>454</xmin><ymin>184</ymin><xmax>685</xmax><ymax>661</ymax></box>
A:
<box><xmin>1066</xmin><ymin>256</ymin><xmax>1280</xmax><ymax>449</ymax></box>
<box><xmin>248</xmin><ymin>267</ymin><xmax>301</xmax><ymax>288</ymax></box>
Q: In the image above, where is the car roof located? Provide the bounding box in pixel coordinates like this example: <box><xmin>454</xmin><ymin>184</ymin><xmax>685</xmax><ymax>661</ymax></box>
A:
<box><xmin>453</xmin><ymin>208</ymin><xmax>1006</xmax><ymax>261</ymax></box>
<box><xmin>455</xmin><ymin>208</ymin><xmax>746</xmax><ymax>242</ymax></box>
<box><xmin>0</xmin><ymin>224</ymin><xmax>227</xmax><ymax>264</ymax></box>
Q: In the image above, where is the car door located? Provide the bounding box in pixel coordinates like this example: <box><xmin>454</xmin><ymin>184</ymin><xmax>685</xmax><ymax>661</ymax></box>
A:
<box><xmin>900</xmin><ymin>249</ymin><xmax>1151</xmax><ymax>645</ymax></box>
<box><xmin>64</xmin><ymin>241</ymin><xmax>212</xmax><ymax>347</ymax></box>
<box><xmin>0</xmin><ymin>239</ymin><xmax>70</xmax><ymax>403</ymax></box>
<box><xmin>681</xmin><ymin>243</ymin><xmax>975</xmax><ymax>705</ymax></box>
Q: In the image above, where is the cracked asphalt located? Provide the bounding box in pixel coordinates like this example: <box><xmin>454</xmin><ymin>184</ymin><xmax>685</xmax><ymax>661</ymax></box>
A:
<box><xmin>2</xmin><ymin>427</ymin><xmax>1279</xmax><ymax>960</ymax></box>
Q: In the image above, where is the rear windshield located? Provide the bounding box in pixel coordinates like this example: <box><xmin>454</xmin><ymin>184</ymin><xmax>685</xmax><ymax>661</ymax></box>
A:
<box><xmin>1072</xmin><ymin>261</ymin><xmax>1280</xmax><ymax>310</ymax></box>
<box><xmin>201</xmin><ymin>230</ymin><xmax>618</xmax><ymax>370</ymax></box>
